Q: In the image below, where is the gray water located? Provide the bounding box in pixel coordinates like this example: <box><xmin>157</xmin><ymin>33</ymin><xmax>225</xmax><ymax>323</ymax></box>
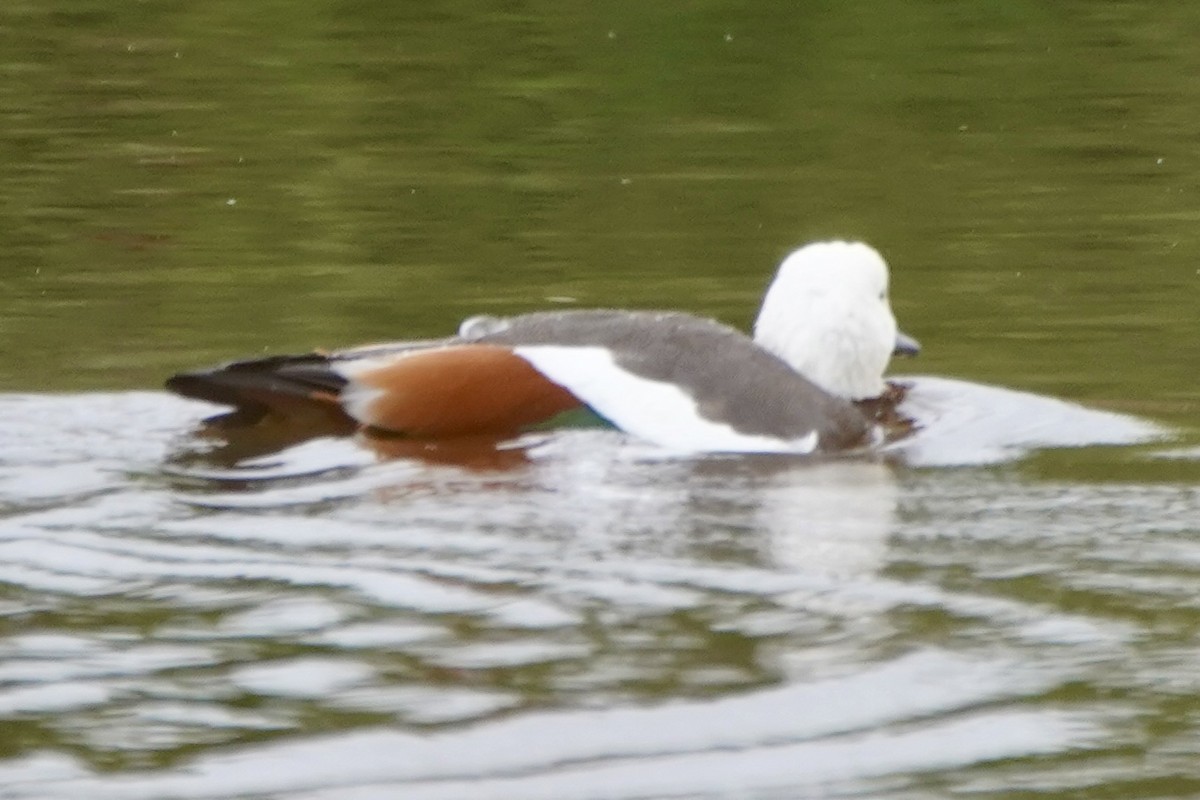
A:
<box><xmin>3</xmin><ymin>2</ymin><xmax>1200</xmax><ymax>798</ymax></box>
<box><xmin>1</xmin><ymin>384</ymin><xmax>1196</xmax><ymax>798</ymax></box>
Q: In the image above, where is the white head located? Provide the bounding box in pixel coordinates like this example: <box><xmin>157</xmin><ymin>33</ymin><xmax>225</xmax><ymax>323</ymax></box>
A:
<box><xmin>752</xmin><ymin>241</ymin><xmax>915</xmax><ymax>400</ymax></box>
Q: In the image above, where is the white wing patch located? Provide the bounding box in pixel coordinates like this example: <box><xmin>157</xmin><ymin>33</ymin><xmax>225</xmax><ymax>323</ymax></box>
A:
<box><xmin>513</xmin><ymin>346</ymin><xmax>819</xmax><ymax>454</ymax></box>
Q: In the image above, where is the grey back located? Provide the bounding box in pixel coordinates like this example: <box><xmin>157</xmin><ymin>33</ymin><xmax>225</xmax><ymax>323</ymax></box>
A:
<box><xmin>464</xmin><ymin>310</ymin><xmax>872</xmax><ymax>450</ymax></box>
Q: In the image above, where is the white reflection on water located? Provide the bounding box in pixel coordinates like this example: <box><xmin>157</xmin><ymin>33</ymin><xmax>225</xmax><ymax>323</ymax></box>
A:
<box><xmin>756</xmin><ymin>460</ymin><xmax>897</xmax><ymax>578</ymax></box>
<box><xmin>893</xmin><ymin>375</ymin><xmax>1166</xmax><ymax>466</ymax></box>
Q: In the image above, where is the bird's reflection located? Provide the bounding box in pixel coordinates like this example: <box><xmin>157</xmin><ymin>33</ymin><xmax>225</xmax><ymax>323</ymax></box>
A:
<box><xmin>166</xmin><ymin>415</ymin><xmax>533</xmax><ymax>473</ymax></box>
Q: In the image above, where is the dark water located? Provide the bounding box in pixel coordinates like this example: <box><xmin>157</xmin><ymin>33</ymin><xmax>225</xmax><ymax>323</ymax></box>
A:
<box><xmin>2</xmin><ymin>2</ymin><xmax>1199</xmax><ymax>798</ymax></box>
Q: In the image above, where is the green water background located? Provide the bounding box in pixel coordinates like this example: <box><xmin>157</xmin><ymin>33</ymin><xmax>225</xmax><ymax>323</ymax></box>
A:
<box><xmin>3</xmin><ymin>1</ymin><xmax>1196</xmax><ymax>428</ymax></box>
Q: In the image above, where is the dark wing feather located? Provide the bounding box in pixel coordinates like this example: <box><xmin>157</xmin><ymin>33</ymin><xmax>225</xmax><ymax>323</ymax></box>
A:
<box><xmin>165</xmin><ymin>353</ymin><xmax>350</xmax><ymax>426</ymax></box>
<box><xmin>165</xmin><ymin>337</ymin><xmax>457</xmax><ymax>426</ymax></box>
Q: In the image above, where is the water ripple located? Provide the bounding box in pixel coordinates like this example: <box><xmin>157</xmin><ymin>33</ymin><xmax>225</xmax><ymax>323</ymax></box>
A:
<box><xmin>0</xmin><ymin>392</ymin><xmax>1197</xmax><ymax>797</ymax></box>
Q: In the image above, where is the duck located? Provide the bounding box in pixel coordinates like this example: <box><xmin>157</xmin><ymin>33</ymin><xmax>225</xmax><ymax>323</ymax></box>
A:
<box><xmin>166</xmin><ymin>240</ymin><xmax>919</xmax><ymax>455</ymax></box>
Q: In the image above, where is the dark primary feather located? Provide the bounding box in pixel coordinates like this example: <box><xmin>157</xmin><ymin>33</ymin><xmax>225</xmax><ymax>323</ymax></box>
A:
<box><xmin>165</xmin><ymin>353</ymin><xmax>349</xmax><ymax>424</ymax></box>
<box><xmin>164</xmin><ymin>338</ymin><xmax>456</xmax><ymax>424</ymax></box>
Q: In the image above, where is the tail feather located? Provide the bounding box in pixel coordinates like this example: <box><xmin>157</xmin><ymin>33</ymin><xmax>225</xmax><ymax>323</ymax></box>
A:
<box><xmin>165</xmin><ymin>353</ymin><xmax>353</xmax><ymax>428</ymax></box>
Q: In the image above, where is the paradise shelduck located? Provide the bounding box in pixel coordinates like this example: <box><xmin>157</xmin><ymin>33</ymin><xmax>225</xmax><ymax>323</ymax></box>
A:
<box><xmin>166</xmin><ymin>241</ymin><xmax>919</xmax><ymax>455</ymax></box>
